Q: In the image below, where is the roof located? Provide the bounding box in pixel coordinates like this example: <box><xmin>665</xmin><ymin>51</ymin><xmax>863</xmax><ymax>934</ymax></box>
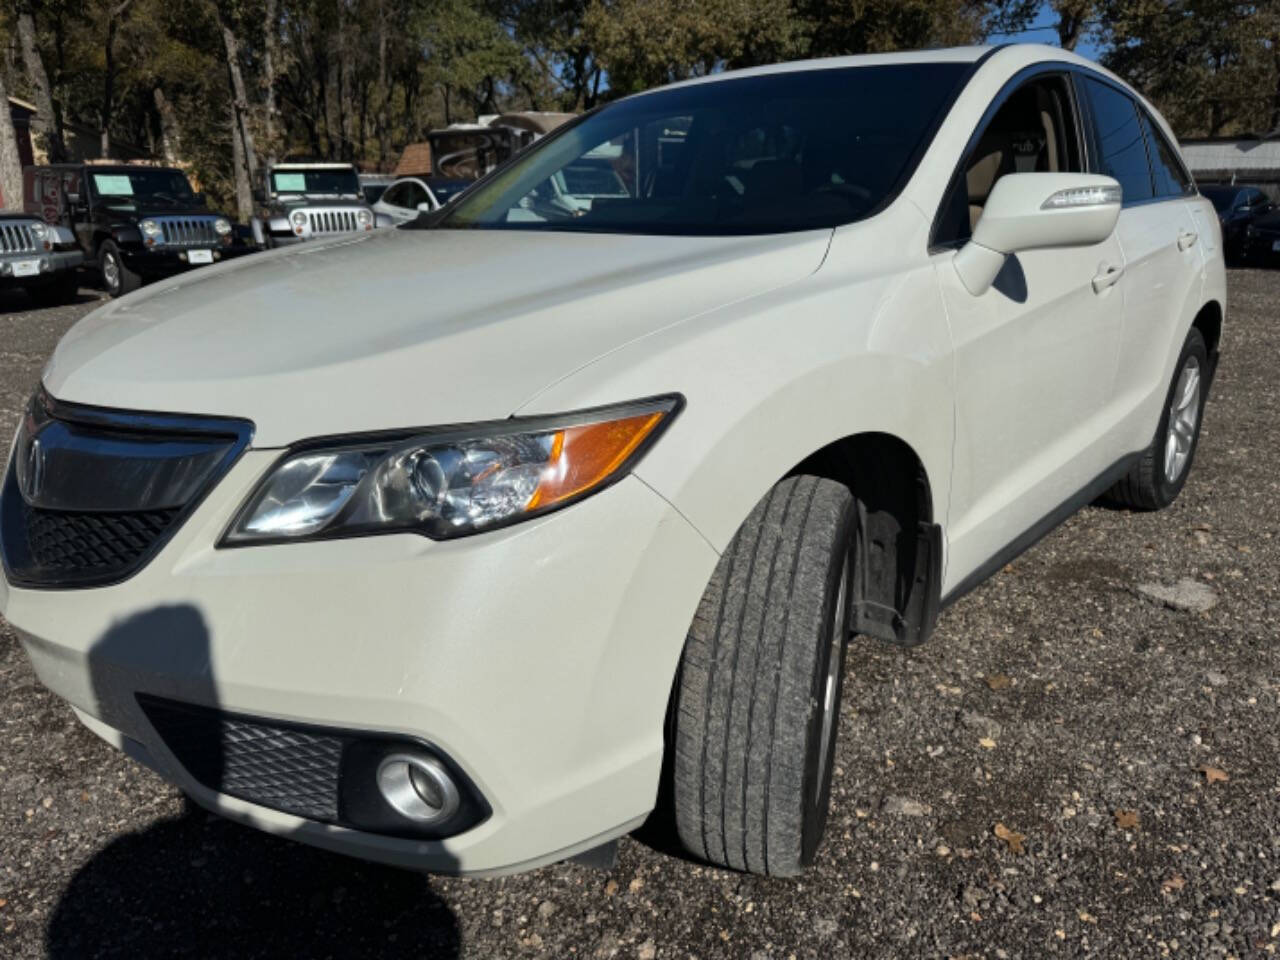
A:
<box><xmin>394</xmin><ymin>142</ymin><xmax>433</xmax><ymax>177</ymax></box>
<box><xmin>1179</xmin><ymin>140</ymin><xmax>1280</xmax><ymax>174</ymax></box>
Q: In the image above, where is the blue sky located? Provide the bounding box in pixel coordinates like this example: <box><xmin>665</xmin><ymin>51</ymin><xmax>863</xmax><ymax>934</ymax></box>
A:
<box><xmin>986</xmin><ymin>2</ymin><xmax>1104</xmax><ymax>61</ymax></box>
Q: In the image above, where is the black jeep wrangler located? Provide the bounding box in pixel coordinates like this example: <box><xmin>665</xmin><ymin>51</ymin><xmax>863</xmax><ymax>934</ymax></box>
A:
<box><xmin>25</xmin><ymin>164</ymin><xmax>253</xmax><ymax>298</ymax></box>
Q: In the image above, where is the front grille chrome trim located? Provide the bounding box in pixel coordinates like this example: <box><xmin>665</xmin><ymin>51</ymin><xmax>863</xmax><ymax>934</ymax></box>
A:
<box><xmin>0</xmin><ymin>387</ymin><xmax>254</xmax><ymax>590</ymax></box>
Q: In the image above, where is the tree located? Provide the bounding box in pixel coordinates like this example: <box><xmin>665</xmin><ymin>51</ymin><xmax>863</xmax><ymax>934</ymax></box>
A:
<box><xmin>1101</xmin><ymin>0</ymin><xmax>1278</xmax><ymax>137</ymax></box>
<box><xmin>98</xmin><ymin>0</ymin><xmax>136</xmax><ymax>156</ymax></box>
<box><xmin>215</xmin><ymin>2</ymin><xmax>260</xmax><ymax>220</ymax></box>
<box><xmin>583</xmin><ymin>0</ymin><xmax>804</xmax><ymax>96</ymax></box>
<box><xmin>0</xmin><ymin>69</ymin><xmax>25</xmax><ymax>209</ymax></box>
<box><xmin>16</xmin><ymin>2</ymin><xmax>67</xmax><ymax>161</ymax></box>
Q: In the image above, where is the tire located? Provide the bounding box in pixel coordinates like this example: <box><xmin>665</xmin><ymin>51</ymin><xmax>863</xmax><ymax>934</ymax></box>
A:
<box><xmin>1107</xmin><ymin>327</ymin><xmax>1209</xmax><ymax>510</ymax></box>
<box><xmin>99</xmin><ymin>240</ymin><xmax>141</xmax><ymax>298</ymax></box>
<box><xmin>671</xmin><ymin>475</ymin><xmax>855</xmax><ymax>877</ymax></box>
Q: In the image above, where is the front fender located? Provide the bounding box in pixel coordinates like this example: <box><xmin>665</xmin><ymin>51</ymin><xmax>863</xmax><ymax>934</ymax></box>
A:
<box><xmin>516</xmin><ymin>209</ymin><xmax>954</xmax><ymax>556</ymax></box>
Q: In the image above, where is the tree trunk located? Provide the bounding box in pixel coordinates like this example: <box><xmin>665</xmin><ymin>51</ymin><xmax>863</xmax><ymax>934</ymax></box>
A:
<box><xmin>17</xmin><ymin>7</ymin><xmax>66</xmax><ymax>162</ymax></box>
<box><xmin>263</xmin><ymin>0</ymin><xmax>278</xmax><ymax>164</ymax></box>
<box><xmin>0</xmin><ymin>69</ymin><xmax>26</xmax><ymax>209</ymax></box>
<box><xmin>228</xmin><ymin>99</ymin><xmax>252</xmax><ymax>223</ymax></box>
<box><xmin>218</xmin><ymin>9</ymin><xmax>259</xmax><ymax>188</ymax></box>
<box><xmin>377</xmin><ymin>0</ymin><xmax>390</xmax><ymax>168</ymax></box>
<box><xmin>100</xmin><ymin>0</ymin><xmax>134</xmax><ymax>157</ymax></box>
<box><xmin>154</xmin><ymin>87</ymin><xmax>181</xmax><ymax>164</ymax></box>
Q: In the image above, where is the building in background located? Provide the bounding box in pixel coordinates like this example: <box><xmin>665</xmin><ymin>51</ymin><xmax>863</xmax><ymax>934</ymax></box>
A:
<box><xmin>1181</xmin><ymin>137</ymin><xmax>1280</xmax><ymax>199</ymax></box>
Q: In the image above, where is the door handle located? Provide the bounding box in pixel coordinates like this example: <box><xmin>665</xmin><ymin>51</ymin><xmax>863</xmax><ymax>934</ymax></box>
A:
<box><xmin>1092</xmin><ymin>262</ymin><xmax>1124</xmax><ymax>293</ymax></box>
<box><xmin>1178</xmin><ymin>230</ymin><xmax>1198</xmax><ymax>251</ymax></box>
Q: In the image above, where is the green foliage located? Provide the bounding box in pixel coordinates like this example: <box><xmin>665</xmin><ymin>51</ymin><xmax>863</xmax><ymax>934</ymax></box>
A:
<box><xmin>3</xmin><ymin>0</ymin><xmax>1280</xmax><ymax>218</ymax></box>
<box><xmin>1101</xmin><ymin>0</ymin><xmax>1280</xmax><ymax>136</ymax></box>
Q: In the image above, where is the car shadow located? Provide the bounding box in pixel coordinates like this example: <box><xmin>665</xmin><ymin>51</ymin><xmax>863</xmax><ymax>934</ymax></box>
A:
<box><xmin>0</xmin><ymin>283</ymin><xmax>102</xmax><ymax>313</ymax></box>
<box><xmin>47</xmin><ymin>604</ymin><xmax>462</xmax><ymax>959</ymax></box>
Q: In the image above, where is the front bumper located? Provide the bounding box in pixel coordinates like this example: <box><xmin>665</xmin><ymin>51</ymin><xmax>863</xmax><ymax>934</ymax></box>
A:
<box><xmin>121</xmin><ymin>246</ymin><xmax>249</xmax><ymax>276</ymax></box>
<box><xmin>0</xmin><ymin>449</ymin><xmax>716</xmax><ymax>875</ymax></box>
<box><xmin>0</xmin><ymin>249</ymin><xmax>84</xmax><ymax>286</ymax></box>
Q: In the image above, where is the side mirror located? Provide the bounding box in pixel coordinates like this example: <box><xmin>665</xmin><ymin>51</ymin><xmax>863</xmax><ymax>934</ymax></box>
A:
<box><xmin>955</xmin><ymin>173</ymin><xmax>1122</xmax><ymax>296</ymax></box>
<box><xmin>416</xmin><ymin>201</ymin><xmax>434</xmax><ymax>212</ymax></box>
<box><xmin>65</xmin><ymin>191</ymin><xmax>81</xmax><ymax>206</ymax></box>
<box><xmin>252</xmin><ymin>187</ymin><xmax>266</xmax><ymax>204</ymax></box>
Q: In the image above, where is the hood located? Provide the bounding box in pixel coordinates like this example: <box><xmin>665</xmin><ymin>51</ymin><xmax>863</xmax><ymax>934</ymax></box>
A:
<box><xmin>44</xmin><ymin>226</ymin><xmax>831</xmax><ymax>446</ymax></box>
<box><xmin>275</xmin><ymin>196</ymin><xmax>368</xmax><ymax>208</ymax></box>
<box><xmin>98</xmin><ymin>202</ymin><xmax>215</xmax><ymax>219</ymax></box>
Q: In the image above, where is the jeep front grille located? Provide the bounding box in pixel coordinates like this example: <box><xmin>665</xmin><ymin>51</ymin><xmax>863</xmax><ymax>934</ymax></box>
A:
<box><xmin>304</xmin><ymin>209</ymin><xmax>363</xmax><ymax>234</ymax></box>
<box><xmin>156</xmin><ymin>216</ymin><xmax>219</xmax><ymax>246</ymax></box>
<box><xmin>0</xmin><ymin>222</ymin><xmax>38</xmax><ymax>254</ymax></box>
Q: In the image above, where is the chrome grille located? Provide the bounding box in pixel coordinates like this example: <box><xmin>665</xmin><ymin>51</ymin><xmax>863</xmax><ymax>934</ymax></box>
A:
<box><xmin>303</xmin><ymin>208</ymin><xmax>363</xmax><ymax>235</ymax></box>
<box><xmin>156</xmin><ymin>216</ymin><xmax>219</xmax><ymax>246</ymax></box>
<box><xmin>0</xmin><ymin>221</ymin><xmax>38</xmax><ymax>254</ymax></box>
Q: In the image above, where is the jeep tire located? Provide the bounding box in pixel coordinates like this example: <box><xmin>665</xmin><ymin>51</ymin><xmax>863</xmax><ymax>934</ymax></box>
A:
<box><xmin>99</xmin><ymin>240</ymin><xmax>141</xmax><ymax>298</ymax></box>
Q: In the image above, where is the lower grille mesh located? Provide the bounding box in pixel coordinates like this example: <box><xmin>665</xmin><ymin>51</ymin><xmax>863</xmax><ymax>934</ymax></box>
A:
<box><xmin>21</xmin><ymin>503</ymin><xmax>179</xmax><ymax>574</ymax></box>
<box><xmin>139</xmin><ymin>697</ymin><xmax>344</xmax><ymax>822</ymax></box>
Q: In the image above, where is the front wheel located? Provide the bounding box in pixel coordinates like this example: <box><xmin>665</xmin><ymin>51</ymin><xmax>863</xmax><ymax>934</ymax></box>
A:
<box><xmin>670</xmin><ymin>475</ymin><xmax>855</xmax><ymax>876</ymax></box>
<box><xmin>99</xmin><ymin>240</ymin><xmax>141</xmax><ymax>298</ymax></box>
<box><xmin>1107</xmin><ymin>327</ymin><xmax>1209</xmax><ymax>510</ymax></box>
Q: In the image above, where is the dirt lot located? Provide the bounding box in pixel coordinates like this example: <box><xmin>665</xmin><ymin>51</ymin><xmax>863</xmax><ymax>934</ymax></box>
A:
<box><xmin>1</xmin><ymin>270</ymin><xmax>1278</xmax><ymax>959</ymax></box>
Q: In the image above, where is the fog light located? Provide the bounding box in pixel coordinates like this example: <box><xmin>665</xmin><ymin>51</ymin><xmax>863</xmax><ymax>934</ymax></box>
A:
<box><xmin>376</xmin><ymin>753</ymin><xmax>460</xmax><ymax>824</ymax></box>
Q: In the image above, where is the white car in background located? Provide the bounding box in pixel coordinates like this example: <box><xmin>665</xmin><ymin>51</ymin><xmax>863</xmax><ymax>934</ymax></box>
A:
<box><xmin>1</xmin><ymin>44</ymin><xmax>1224</xmax><ymax>879</ymax></box>
<box><xmin>373</xmin><ymin>176</ymin><xmax>472</xmax><ymax>223</ymax></box>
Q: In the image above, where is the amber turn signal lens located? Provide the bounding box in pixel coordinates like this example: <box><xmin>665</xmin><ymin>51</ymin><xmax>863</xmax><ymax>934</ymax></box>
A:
<box><xmin>526</xmin><ymin>411</ymin><xmax>666</xmax><ymax>510</ymax></box>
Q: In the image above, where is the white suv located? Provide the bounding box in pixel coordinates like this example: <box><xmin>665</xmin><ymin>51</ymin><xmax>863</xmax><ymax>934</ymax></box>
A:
<box><xmin>0</xmin><ymin>45</ymin><xmax>1223</xmax><ymax>878</ymax></box>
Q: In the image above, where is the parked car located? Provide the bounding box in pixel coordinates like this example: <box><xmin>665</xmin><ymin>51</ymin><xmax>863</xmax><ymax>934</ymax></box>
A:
<box><xmin>359</xmin><ymin>172</ymin><xmax>396</xmax><ymax>206</ymax></box>
<box><xmin>372</xmin><ymin>176</ymin><xmax>471</xmax><ymax>223</ymax></box>
<box><xmin>251</xmin><ymin>162</ymin><xmax>377</xmax><ymax>247</ymax></box>
<box><xmin>1235</xmin><ymin>205</ymin><xmax>1280</xmax><ymax>265</ymax></box>
<box><xmin>1198</xmin><ymin>183</ymin><xmax>1274</xmax><ymax>260</ymax></box>
<box><xmin>1</xmin><ymin>45</ymin><xmax>1224</xmax><ymax>879</ymax></box>
<box><xmin>23</xmin><ymin>164</ymin><xmax>248</xmax><ymax>298</ymax></box>
<box><xmin>0</xmin><ymin>209</ymin><xmax>83</xmax><ymax>304</ymax></box>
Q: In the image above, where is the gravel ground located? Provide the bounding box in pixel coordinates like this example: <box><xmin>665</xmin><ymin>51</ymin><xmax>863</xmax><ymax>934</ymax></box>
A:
<box><xmin>1</xmin><ymin>270</ymin><xmax>1278</xmax><ymax>959</ymax></box>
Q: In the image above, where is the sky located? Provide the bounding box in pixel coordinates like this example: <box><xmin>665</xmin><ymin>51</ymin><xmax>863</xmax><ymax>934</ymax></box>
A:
<box><xmin>985</xmin><ymin>2</ymin><xmax>1105</xmax><ymax>62</ymax></box>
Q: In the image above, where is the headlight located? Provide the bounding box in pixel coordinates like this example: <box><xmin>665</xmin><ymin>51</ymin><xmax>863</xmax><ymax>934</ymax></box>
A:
<box><xmin>139</xmin><ymin>218</ymin><xmax>162</xmax><ymax>239</ymax></box>
<box><xmin>290</xmin><ymin>210</ymin><xmax>307</xmax><ymax>227</ymax></box>
<box><xmin>28</xmin><ymin>221</ymin><xmax>48</xmax><ymax>241</ymax></box>
<box><xmin>223</xmin><ymin>396</ymin><xmax>681</xmax><ymax>545</ymax></box>
<box><xmin>214</xmin><ymin>217</ymin><xmax>232</xmax><ymax>236</ymax></box>
<box><xmin>356</xmin><ymin>208</ymin><xmax>373</xmax><ymax>227</ymax></box>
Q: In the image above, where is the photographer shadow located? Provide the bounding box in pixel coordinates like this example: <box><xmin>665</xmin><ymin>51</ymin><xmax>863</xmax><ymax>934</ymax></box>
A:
<box><xmin>47</xmin><ymin>604</ymin><xmax>462</xmax><ymax>959</ymax></box>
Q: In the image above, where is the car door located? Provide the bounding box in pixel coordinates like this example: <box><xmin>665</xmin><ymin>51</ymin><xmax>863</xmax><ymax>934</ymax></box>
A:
<box><xmin>933</xmin><ymin>70</ymin><xmax>1127</xmax><ymax>586</ymax></box>
<box><xmin>1077</xmin><ymin>76</ymin><xmax>1204</xmax><ymax>452</ymax></box>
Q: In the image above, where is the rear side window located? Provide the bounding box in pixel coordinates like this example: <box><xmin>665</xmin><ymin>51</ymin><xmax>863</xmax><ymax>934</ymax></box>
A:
<box><xmin>1080</xmin><ymin>77</ymin><xmax>1153</xmax><ymax>204</ymax></box>
<box><xmin>1139</xmin><ymin>110</ymin><xmax>1194</xmax><ymax>198</ymax></box>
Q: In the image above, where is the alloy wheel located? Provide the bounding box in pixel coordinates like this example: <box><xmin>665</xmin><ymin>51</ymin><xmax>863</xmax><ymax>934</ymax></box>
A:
<box><xmin>1164</xmin><ymin>355</ymin><xmax>1201</xmax><ymax>483</ymax></box>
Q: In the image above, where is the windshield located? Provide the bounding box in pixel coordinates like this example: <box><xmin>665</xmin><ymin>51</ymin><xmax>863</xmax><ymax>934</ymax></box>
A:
<box><xmin>435</xmin><ymin>63</ymin><xmax>972</xmax><ymax>236</ymax></box>
<box><xmin>271</xmin><ymin>168</ymin><xmax>360</xmax><ymax>196</ymax></box>
<box><xmin>1199</xmin><ymin>186</ymin><xmax>1237</xmax><ymax>213</ymax></box>
<box><xmin>89</xmin><ymin>168</ymin><xmax>197</xmax><ymax>207</ymax></box>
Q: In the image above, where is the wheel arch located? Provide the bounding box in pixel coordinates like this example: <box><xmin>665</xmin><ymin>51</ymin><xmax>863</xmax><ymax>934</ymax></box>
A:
<box><xmin>791</xmin><ymin>431</ymin><xmax>942</xmax><ymax>648</ymax></box>
<box><xmin>1192</xmin><ymin>298</ymin><xmax>1223</xmax><ymax>359</ymax></box>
